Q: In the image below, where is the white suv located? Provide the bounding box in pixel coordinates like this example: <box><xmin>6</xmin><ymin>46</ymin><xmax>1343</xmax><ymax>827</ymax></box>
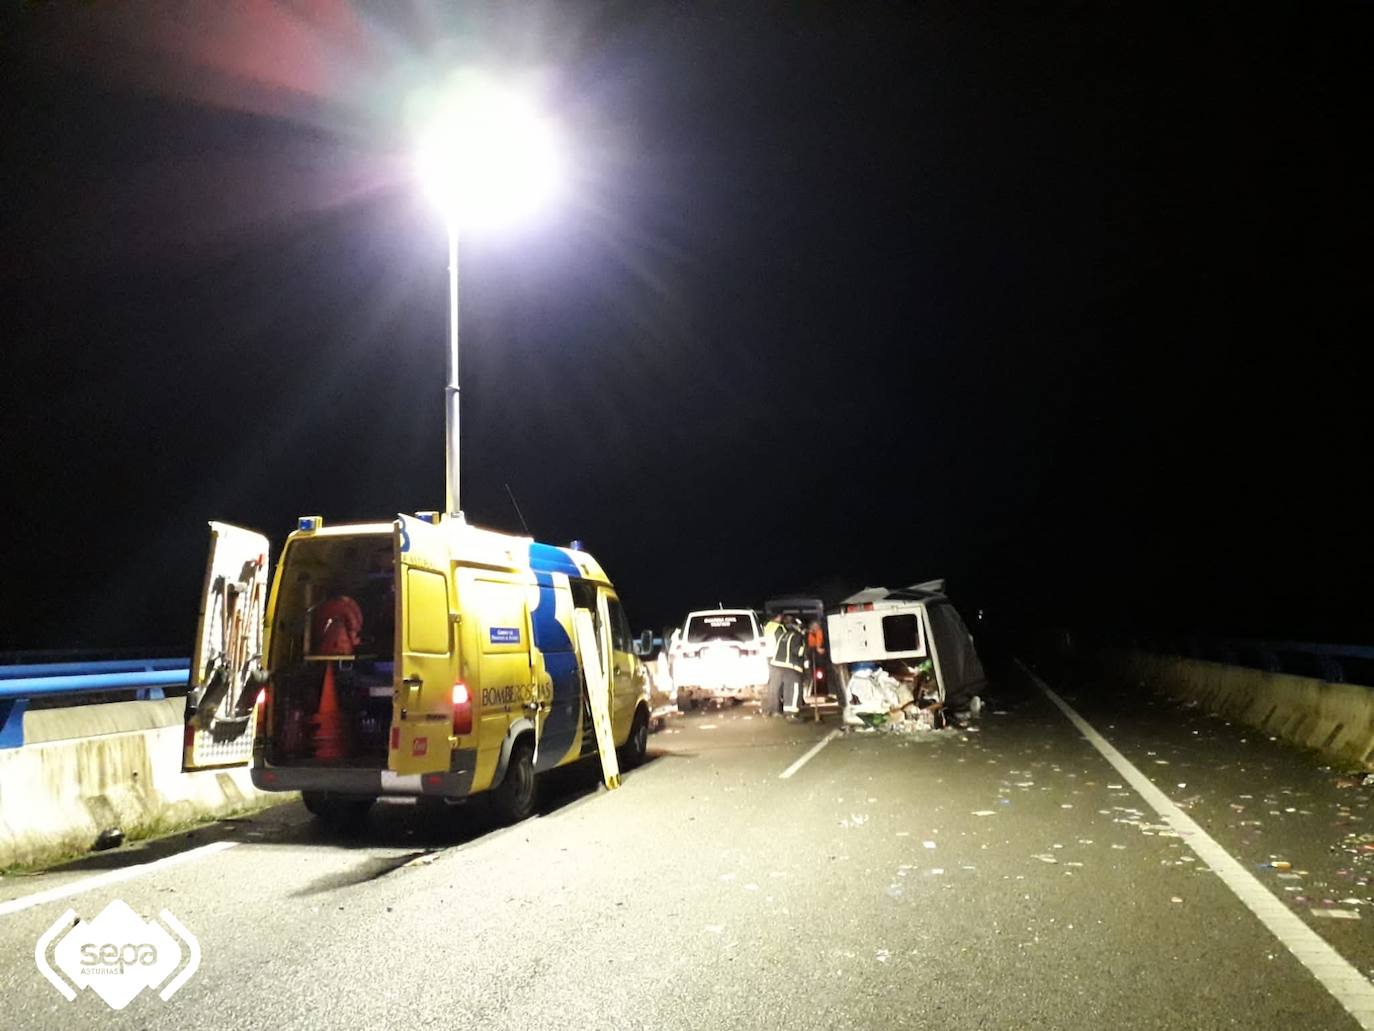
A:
<box><xmin>671</xmin><ymin>609</ymin><xmax>770</xmax><ymax>709</ymax></box>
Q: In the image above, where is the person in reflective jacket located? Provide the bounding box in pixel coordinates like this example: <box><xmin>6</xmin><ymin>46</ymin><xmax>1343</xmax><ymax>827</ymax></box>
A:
<box><xmin>761</xmin><ymin>615</ymin><xmax>786</xmax><ymax>717</ymax></box>
<box><xmin>771</xmin><ymin>615</ymin><xmax>807</xmax><ymax>716</ymax></box>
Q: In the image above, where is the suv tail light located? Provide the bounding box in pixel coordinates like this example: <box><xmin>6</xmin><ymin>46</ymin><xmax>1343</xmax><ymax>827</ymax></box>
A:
<box><xmin>452</xmin><ymin>682</ymin><xmax>473</xmax><ymax>735</ymax></box>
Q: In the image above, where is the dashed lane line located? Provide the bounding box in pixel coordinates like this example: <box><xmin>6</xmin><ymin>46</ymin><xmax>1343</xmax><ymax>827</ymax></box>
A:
<box><xmin>779</xmin><ymin>729</ymin><xmax>841</xmax><ymax>780</ymax></box>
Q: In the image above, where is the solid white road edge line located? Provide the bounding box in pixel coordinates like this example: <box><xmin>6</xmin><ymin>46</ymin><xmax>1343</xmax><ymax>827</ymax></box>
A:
<box><xmin>780</xmin><ymin>729</ymin><xmax>841</xmax><ymax>780</ymax></box>
<box><xmin>0</xmin><ymin>840</ymin><xmax>240</xmax><ymax>919</ymax></box>
<box><xmin>1021</xmin><ymin>660</ymin><xmax>1374</xmax><ymax>1031</ymax></box>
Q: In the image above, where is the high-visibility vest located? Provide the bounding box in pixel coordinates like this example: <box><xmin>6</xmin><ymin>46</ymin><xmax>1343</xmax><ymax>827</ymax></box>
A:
<box><xmin>769</xmin><ymin>624</ymin><xmax>805</xmax><ymax>672</ymax></box>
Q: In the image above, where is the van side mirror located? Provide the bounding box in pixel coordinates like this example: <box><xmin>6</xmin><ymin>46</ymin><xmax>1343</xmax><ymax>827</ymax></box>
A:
<box><xmin>634</xmin><ymin>630</ymin><xmax>654</xmax><ymax>657</ymax></box>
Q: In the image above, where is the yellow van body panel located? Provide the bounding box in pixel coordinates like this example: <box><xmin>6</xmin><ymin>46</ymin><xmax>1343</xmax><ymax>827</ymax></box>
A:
<box><xmin>250</xmin><ymin>514</ymin><xmax>640</xmax><ymax>800</ymax></box>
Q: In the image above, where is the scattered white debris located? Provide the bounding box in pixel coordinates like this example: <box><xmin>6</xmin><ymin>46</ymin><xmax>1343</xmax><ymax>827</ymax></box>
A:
<box><xmin>923</xmin><ymin>841</ymin><xmax>937</xmax><ymax>850</ymax></box>
<box><xmin>1311</xmin><ymin>909</ymin><xmax>1360</xmax><ymax>921</ymax></box>
<box><xmin>971</xmin><ymin>810</ymin><xmax>997</xmax><ymax>817</ymax></box>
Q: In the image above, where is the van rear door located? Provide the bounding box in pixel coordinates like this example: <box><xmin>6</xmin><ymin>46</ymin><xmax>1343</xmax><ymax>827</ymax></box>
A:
<box><xmin>183</xmin><ymin>521</ymin><xmax>269</xmax><ymax>771</ymax></box>
<box><xmin>389</xmin><ymin>515</ymin><xmax>456</xmax><ymax>777</ymax></box>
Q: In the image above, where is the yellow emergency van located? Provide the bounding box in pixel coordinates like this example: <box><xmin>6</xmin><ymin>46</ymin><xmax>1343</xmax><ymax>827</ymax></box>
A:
<box><xmin>182</xmin><ymin>513</ymin><xmax>649</xmax><ymax>825</ymax></box>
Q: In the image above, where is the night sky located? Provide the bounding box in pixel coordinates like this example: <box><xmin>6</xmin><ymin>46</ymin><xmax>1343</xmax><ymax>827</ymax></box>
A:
<box><xmin>2</xmin><ymin>2</ymin><xmax>1369</xmax><ymax>653</ymax></box>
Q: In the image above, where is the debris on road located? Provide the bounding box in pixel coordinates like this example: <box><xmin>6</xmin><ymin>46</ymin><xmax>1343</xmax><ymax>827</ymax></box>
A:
<box><xmin>92</xmin><ymin>827</ymin><xmax>124</xmax><ymax>851</ymax></box>
<box><xmin>1310</xmin><ymin>908</ymin><xmax>1361</xmax><ymax>920</ymax></box>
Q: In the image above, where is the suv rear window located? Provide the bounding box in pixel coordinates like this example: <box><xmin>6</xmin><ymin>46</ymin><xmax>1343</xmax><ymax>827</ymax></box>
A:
<box><xmin>685</xmin><ymin>613</ymin><xmax>754</xmax><ymax>643</ymax></box>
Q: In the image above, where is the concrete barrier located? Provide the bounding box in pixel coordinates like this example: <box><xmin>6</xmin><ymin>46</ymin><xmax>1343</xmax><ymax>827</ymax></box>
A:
<box><xmin>1108</xmin><ymin>650</ymin><xmax>1374</xmax><ymax>769</ymax></box>
<box><xmin>0</xmin><ymin>700</ymin><xmax>280</xmax><ymax>869</ymax></box>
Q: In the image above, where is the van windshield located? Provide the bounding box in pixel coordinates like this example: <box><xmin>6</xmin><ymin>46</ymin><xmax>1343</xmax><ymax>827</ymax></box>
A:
<box><xmin>686</xmin><ymin>613</ymin><xmax>754</xmax><ymax>643</ymax></box>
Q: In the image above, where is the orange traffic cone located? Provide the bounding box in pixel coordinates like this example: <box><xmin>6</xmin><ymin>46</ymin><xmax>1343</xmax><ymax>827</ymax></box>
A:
<box><xmin>313</xmin><ymin>661</ymin><xmax>346</xmax><ymax>761</ymax></box>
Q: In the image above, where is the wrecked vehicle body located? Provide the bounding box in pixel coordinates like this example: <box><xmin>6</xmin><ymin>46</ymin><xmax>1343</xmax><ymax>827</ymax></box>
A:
<box><xmin>825</xmin><ymin>581</ymin><xmax>986</xmax><ymax>729</ymax></box>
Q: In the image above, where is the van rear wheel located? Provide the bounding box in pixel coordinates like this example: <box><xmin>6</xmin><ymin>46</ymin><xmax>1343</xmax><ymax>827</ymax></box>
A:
<box><xmin>491</xmin><ymin>740</ymin><xmax>536</xmax><ymax>824</ymax></box>
<box><xmin>618</xmin><ymin>708</ymin><xmax>649</xmax><ymax>769</ymax></box>
<box><xmin>302</xmin><ymin>791</ymin><xmax>375</xmax><ymax>830</ymax></box>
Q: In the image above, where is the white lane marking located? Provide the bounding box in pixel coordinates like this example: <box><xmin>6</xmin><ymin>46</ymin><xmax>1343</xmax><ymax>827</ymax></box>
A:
<box><xmin>1022</xmin><ymin>661</ymin><xmax>1374</xmax><ymax>1030</ymax></box>
<box><xmin>780</xmin><ymin>729</ymin><xmax>841</xmax><ymax>780</ymax></box>
<box><xmin>0</xmin><ymin>840</ymin><xmax>240</xmax><ymax>919</ymax></box>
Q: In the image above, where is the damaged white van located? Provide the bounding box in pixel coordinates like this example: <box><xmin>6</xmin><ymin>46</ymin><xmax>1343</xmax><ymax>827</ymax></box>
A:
<box><xmin>826</xmin><ymin>581</ymin><xmax>986</xmax><ymax>725</ymax></box>
<box><xmin>182</xmin><ymin>514</ymin><xmax>650</xmax><ymax>826</ymax></box>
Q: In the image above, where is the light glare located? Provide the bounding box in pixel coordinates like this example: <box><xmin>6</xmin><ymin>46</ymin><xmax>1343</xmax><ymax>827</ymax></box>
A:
<box><xmin>416</xmin><ymin>79</ymin><xmax>561</xmax><ymax>230</ymax></box>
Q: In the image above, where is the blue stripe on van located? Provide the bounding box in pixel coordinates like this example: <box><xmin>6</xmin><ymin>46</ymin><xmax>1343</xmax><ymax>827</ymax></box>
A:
<box><xmin>529</xmin><ymin>570</ymin><xmax>580</xmax><ymax>771</ymax></box>
<box><xmin>529</xmin><ymin>543</ymin><xmax>580</xmax><ymax>577</ymax></box>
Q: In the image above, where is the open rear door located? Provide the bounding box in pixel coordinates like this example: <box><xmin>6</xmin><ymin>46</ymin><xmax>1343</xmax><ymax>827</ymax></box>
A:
<box><xmin>183</xmin><ymin>522</ymin><xmax>269</xmax><ymax>771</ymax></box>
<box><xmin>574</xmin><ymin>608</ymin><xmax>621</xmax><ymax>790</ymax></box>
<box><xmin>389</xmin><ymin>515</ymin><xmax>456</xmax><ymax>777</ymax></box>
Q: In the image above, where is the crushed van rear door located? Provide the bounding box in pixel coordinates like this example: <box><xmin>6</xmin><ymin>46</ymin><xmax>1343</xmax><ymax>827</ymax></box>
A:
<box><xmin>389</xmin><ymin>515</ymin><xmax>455</xmax><ymax>777</ymax></box>
<box><xmin>183</xmin><ymin>522</ymin><xmax>269</xmax><ymax>771</ymax></box>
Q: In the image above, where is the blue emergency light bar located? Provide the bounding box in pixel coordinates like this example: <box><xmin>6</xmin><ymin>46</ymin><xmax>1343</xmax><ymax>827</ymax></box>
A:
<box><xmin>298</xmin><ymin>516</ymin><xmax>323</xmax><ymax>531</ymax></box>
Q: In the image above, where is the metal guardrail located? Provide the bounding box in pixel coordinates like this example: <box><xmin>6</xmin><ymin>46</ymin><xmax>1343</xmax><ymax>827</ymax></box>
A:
<box><xmin>1118</xmin><ymin>636</ymin><xmax>1374</xmax><ymax>688</ymax></box>
<box><xmin>0</xmin><ymin>658</ymin><xmax>190</xmax><ymax>750</ymax></box>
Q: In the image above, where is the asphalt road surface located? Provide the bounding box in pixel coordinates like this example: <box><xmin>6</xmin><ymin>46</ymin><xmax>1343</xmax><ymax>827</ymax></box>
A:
<box><xmin>3</xmin><ymin>662</ymin><xmax>1372</xmax><ymax>1030</ymax></box>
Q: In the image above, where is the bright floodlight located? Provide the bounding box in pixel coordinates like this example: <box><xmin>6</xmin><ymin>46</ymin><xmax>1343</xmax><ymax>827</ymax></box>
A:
<box><xmin>416</xmin><ymin>78</ymin><xmax>561</xmax><ymax>230</ymax></box>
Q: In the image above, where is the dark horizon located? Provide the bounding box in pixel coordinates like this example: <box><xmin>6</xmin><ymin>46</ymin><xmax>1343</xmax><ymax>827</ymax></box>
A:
<box><xmin>2</xmin><ymin>2</ymin><xmax>1369</xmax><ymax>653</ymax></box>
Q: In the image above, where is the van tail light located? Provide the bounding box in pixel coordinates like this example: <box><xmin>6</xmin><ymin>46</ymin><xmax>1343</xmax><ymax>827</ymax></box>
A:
<box><xmin>390</xmin><ymin>726</ymin><xmax>400</xmax><ymax>751</ymax></box>
<box><xmin>452</xmin><ymin>682</ymin><xmax>473</xmax><ymax>735</ymax></box>
<box><xmin>254</xmin><ymin>687</ymin><xmax>268</xmax><ymax>710</ymax></box>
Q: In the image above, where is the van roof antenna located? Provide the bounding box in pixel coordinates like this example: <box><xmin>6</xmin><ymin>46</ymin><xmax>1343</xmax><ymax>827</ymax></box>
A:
<box><xmin>504</xmin><ymin>482</ymin><xmax>530</xmax><ymax>535</ymax></box>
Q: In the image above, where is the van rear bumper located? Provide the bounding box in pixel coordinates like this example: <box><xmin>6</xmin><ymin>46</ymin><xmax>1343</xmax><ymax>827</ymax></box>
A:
<box><xmin>252</xmin><ymin>754</ymin><xmax>476</xmax><ymax>798</ymax></box>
